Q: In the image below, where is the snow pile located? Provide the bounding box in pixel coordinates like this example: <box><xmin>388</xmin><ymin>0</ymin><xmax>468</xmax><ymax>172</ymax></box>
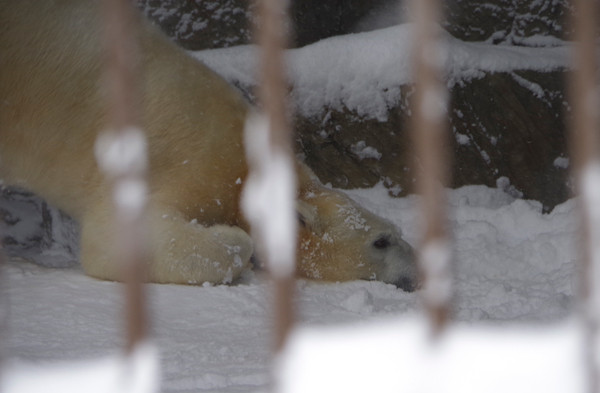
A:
<box><xmin>193</xmin><ymin>24</ymin><xmax>570</xmax><ymax>121</ymax></box>
<box><xmin>347</xmin><ymin>183</ymin><xmax>578</xmax><ymax>322</ymax></box>
<box><xmin>279</xmin><ymin>317</ymin><xmax>586</xmax><ymax>393</ymax></box>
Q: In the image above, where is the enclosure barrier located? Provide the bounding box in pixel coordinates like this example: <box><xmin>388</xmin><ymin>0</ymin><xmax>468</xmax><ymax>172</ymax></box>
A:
<box><xmin>569</xmin><ymin>0</ymin><xmax>600</xmax><ymax>390</ymax></box>
<box><xmin>247</xmin><ymin>0</ymin><xmax>298</xmax><ymax>355</ymax></box>
<box><xmin>409</xmin><ymin>0</ymin><xmax>452</xmax><ymax>336</ymax></box>
<box><xmin>1</xmin><ymin>0</ymin><xmax>599</xmax><ymax>392</ymax></box>
<box><xmin>98</xmin><ymin>0</ymin><xmax>150</xmax><ymax>355</ymax></box>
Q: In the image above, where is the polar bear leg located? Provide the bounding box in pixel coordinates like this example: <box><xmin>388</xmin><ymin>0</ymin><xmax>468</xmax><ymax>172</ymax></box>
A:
<box><xmin>80</xmin><ymin>202</ymin><xmax>253</xmax><ymax>285</ymax></box>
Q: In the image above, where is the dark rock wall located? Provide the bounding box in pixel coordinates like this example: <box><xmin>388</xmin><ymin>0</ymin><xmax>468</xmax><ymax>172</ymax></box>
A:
<box><xmin>137</xmin><ymin>0</ymin><xmax>574</xmax><ymax>49</ymax></box>
<box><xmin>137</xmin><ymin>0</ymin><xmax>254</xmax><ymax>49</ymax></box>
<box><xmin>443</xmin><ymin>0</ymin><xmax>572</xmax><ymax>43</ymax></box>
<box><xmin>295</xmin><ymin>70</ymin><xmax>571</xmax><ymax>212</ymax></box>
<box><xmin>449</xmin><ymin>71</ymin><xmax>570</xmax><ymax>210</ymax></box>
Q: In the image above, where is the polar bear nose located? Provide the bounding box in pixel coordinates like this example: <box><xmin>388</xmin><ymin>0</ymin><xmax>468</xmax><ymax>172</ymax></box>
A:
<box><xmin>395</xmin><ymin>276</ymin><xmax>417</xmax><ymax>292</ymax></box>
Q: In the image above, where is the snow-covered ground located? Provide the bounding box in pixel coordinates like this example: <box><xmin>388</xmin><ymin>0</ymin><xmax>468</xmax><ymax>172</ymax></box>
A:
<box><xmin>1</xmin><ymin>183</ymin><xmax>581</xmax><ymax>392</ymax></box>
<box><xmin>1</xmin><ymin>24</ymin><xmax>583</xmax><ymax>393</ymax></box>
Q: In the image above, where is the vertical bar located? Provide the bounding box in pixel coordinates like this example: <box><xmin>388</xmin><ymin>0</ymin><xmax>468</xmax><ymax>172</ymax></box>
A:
<box><xmin>410</xmin><ymin>0</ymin><xmax>452</xmax><ymax>336</ymax></box>
<box><xmin>253</xmin><ymin>0</ymin><xmax>297</xmax><ymax>353</ymax></box>
<box><xmin>570</xmin><ymin>0</ymin><xmax>600</xmax><ymax>168</ymax></box>
<box><xmin>569</xmin><ymin>0</ymin><xmax>600</xmax><ymax>391</ymax></box>
<box><xmin>99</xmin><ymin>0</ymin><xmax>149</xmax><ymax>354</ymax></box>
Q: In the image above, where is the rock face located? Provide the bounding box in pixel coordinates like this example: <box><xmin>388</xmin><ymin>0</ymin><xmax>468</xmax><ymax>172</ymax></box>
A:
<box><xmin>449</xmin><ymin>71</ymin><xmax>570</xmax><ymax>210</ymax></box>
<box><xmin>293</xmin><ymin>87</ymin><xmax>415</xmax><ymax>194</ymax></box>
<box><xmin>289</xmin><ymin>0</ymin><xmax>391</xmax><ymax>47</ymax></box>
<box><xmin>295</xmin><ymin>70</ymin><xmax>571</xmax><ymax>212</ymax></box>
<box><xmin>443</xmin><ymin>0</ymin><xmax>572</xmax><ymax>44</ymax></box>
<box><xmin>136</xmin><ymin>0</ymin><xmax>403</xmax><ymax>48</ymax></box>
<box><xmin>137</xmin><ymin>0</ymin><xmax>573</xmax><ymax>49</ymax></box>
<box><xmin>137</xmin><ymin>0</ymin><xmax>254</xmax><ymax>50</ymax></box>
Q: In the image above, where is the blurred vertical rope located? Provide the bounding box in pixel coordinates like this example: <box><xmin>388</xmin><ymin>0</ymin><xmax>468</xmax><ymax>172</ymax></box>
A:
<box><xmin>253</xmin><ymin>0</ymin><xmax>296</xmax><ymax>354</ymax></box>
<box><xmin>569</xmin><ymin>0</ymin><xmax>600</xmax><ymax>391</ymax></box>
<box><xmin>410</xmin><ymin>0</ymin><xmax>452</xmax><ymax>336</ymax></box>
<box><xmin>100</xmin><ymin>0</ymin><xmax>149</xmax><ymax>354</ymax></box>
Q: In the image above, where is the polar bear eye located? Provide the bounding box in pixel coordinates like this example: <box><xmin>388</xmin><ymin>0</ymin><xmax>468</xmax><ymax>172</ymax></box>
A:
<box><xmin>373</xmin><ymin>236</ymin><xmax>391</xmax><ymax>250</ymax></box>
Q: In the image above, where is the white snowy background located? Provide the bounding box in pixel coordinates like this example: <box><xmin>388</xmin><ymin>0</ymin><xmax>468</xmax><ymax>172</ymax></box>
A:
<box><xmin>1</xmin><ymin>24</ymin><xmax>585</xmax><ymax>393</ymax></box>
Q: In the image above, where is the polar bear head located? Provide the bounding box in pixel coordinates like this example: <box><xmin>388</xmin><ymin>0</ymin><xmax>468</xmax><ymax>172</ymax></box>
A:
<box><xmin>295</xmin><ymin>184</ymin><xmax>417</xmax><ymax>291</ymax></box>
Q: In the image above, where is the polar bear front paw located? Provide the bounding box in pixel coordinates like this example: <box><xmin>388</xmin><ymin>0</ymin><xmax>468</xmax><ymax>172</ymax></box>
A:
<box><xmin>152</xmin><ymin>221</ymin><xmax>254</xmax><ymax>285</ymax></box>
<box><xmin>205</xmin><ymin>224</ymin><xmax>254</xmax><ymax>283</ymax></box>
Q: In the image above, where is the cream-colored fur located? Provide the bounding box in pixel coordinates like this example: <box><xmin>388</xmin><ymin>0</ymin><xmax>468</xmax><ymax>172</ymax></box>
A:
<box><xmin>0</xmin><ymin>0</ymin><xmax>416</xmax><ymax>289</ymax></box>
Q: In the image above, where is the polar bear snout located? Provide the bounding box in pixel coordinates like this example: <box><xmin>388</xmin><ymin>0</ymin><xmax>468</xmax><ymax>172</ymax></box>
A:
<box><xmin>371</xmin><ymin>231</ymin><xmax>418</xmax><ymax>292</ymax></box>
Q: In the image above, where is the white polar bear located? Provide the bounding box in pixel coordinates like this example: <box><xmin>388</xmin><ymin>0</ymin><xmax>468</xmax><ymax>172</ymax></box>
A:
<box><xmin>0</xmin><ymin>0</ymin><xmax>417</xmax><ymax>290</ymax></box>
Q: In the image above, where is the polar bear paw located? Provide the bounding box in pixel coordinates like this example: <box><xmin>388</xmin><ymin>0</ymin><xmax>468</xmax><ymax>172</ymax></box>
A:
<box><xmin>153</xmin><ymin>222</ymin><xmax>254</xmax><ymax>285</ymax></box>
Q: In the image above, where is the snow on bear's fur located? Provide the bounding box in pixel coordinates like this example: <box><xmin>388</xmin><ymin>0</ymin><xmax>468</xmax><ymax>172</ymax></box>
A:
<box><xmin>0</xmin><ymin>0</ymin><xmax>417</xmax><ymax>290</ymax></box>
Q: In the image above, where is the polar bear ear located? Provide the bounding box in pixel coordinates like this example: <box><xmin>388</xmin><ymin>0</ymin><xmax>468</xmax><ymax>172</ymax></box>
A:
<box><xmin>296</xmin><ymin>200</ymin><xmax>321</xmax><ymax>233</ymax></box>
<box><xmin>296</xmin><ymin>161</ymin><xmax>321</xmax><ymax>188</ymax></box>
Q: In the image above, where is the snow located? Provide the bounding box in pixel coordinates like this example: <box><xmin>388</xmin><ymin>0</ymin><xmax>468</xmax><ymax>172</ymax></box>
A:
<box><xmin>350</xmin><ymin>141</ymin><xmax>382</xmax><ymax>161</ymax></box>
<box><xmin>94</xmin><ymin>127</ymin><xmax>148</xmax><ymax>177</ymax></box>
<box><xmin>193</xmin><ymin>24</ymin><xmax>569</xmax><ymax>121</ymax></box>
<box><xmin>2</xmin><ymin>184</ymin><xmax>581</xmax><ymax>392</ymax></box>
<box><xmin>241</xmin><ymin>113</ymin><xmax>297</xmax><ymax>278</ymax></box>
<box><xmin>455</xmin><ymin>132</ymin><xmax>470</xmax><ymax>145</ymax></box>
<box><xmin>279</xmin><ymin>317</ymin><xmax>586</xmax><ymax>393</ymax></box>
<box><xmin>419</xmin><ymin>239</ymin><xmax>452</xmax><ymax>310</ymax></box>
<box><xmin>510</xmin><ymin>72</ymin><xmax>546</xmax><ymax>98</ymax></box>
<box><xmin>95</xmin><ymin>128</ymin><xmax>149</xmax><ymax>217</ymax></box>
<box><xmin>420</xmin><ymin>85</ymin><xmax>449</xmax><ymax>122</ymax></box>
<box><xmin>554</xmin><ymin>156</ymin><xmax>570</xmax><ymax>169</ymax></box>
<box><xmin>2</xmin><ymin>343</ymin><xmax>159</xmax><ymax>393</ymax></box>
<box><xmin>2</xmin><ymin>22</ymin><xmax>583</xmax><ymax>393</ymax></box>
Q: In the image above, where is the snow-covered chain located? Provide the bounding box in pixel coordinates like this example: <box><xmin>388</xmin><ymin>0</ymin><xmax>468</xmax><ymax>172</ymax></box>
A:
<box><xmin>95</xmin><ymin>128</ymin><xmax>149</xmax><ymax>219</ymax></box>
<box><xmin>420</xmin><ymin>239</ymin><xmax>452</xmax><ymax>310</ymax></box>
<box><xmin>94</xmin><ymin>127</ymin><xmax>148</xmax><ymax>177</ymax></box>
<box><xmin>242</xmin><ymin>113</ymin><xmax>297</xmax><ymax>278</ymax></box>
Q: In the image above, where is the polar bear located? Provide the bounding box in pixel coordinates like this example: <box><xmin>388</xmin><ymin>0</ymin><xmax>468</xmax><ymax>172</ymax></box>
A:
<box><xmin>0</xmin><ymin>0</ymin><xmax>417</xmax><ymax>290</ymax></box>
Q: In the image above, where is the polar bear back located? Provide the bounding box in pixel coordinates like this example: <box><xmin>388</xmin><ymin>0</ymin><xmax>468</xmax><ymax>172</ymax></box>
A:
<box><xmin>0</xmin><ymin>0</ymin><xmax>249</xmax><ymax>226</ymax></box>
